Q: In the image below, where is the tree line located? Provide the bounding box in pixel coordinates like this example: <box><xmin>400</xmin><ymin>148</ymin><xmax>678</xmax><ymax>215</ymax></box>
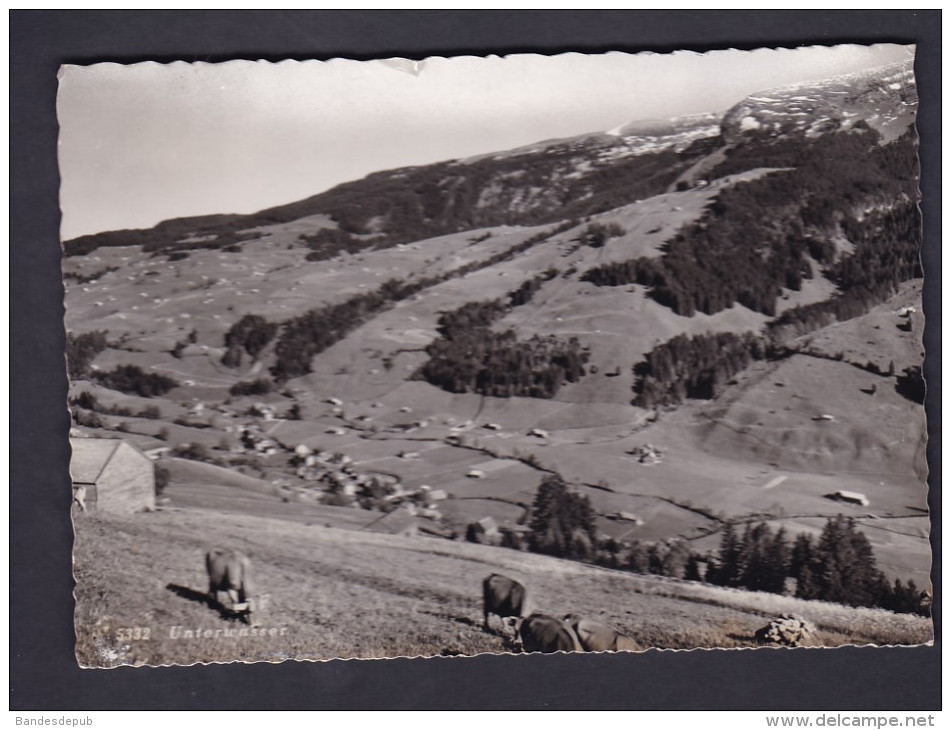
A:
<box><xmin>632</xmin><ymin>331</ymin><xmax>767</xmax><ymax>409</ymax></box>
<box><xmin>69</xmin><ymin>390</ymin><xmax>162</xmax><ymax>420</ymax></box>
<box><xmin>267</xmin><ymin>223</ymin><xmax>573</xmax><ymax>380</ymax></box>
<box><xmin>516</xmin><ymin>474</ymin><xmax>926</xmax><ymax>615</ymax></box>
<box><xmin>65</xmin><ymin>331</ymin><xmax>110</xmax><ymax>380</ymax></box>
<box><xmin>221</xmin><ymin>314</ymin><xmax>279</xmax><ymax>368</ymax></box>
<box><xmin>705</xmin><ymin>517</ymin><xmax>926</xmax><ymax>614</ymax></box>
<box><xmin>91</xmin><ymin>364</ymin><xmax>179</xmax><ymax>398</ymax></box>
<box><xmin>416</xmin><ymin>270</ymin><xmax>589</xmax><ymax>398</ymax></box>
<box><xmin>580</xmin><ymin>127</ymin><xmax>920</xmax><ymax>320</ymax></box>
<box><xmin>769</xmin><ymin>200</ymin><xmax>921</xmax><ymax>339</ymax></box>
<box><xmin>630</xmin><ymin>327</ymin><xmax>924</xmax><ymax>410</ymax></box>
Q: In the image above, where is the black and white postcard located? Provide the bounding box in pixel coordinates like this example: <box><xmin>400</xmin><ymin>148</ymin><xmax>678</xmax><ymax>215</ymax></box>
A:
<box><xmin>58</xmin><ymin>45</ymin><xmax>931</xmax><ymax>668</ymax></box>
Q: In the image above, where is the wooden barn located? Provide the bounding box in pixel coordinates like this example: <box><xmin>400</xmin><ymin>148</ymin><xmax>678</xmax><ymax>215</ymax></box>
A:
<box><xmin>366</xmin><ymin>508</ymin><xmax>419</xmax><ymax>537</ymax></box>
<box><xmin>69</xmin><ymin>438</ymin><xmax>156</xmax><ymax>514</ymax></box>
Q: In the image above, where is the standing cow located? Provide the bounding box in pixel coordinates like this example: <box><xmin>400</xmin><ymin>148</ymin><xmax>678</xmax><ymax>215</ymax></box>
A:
<box><xmin>563</xmin><ymin>614</ymin><xmax>640</xmax><ymax>652</ymax></box>
<box><xmin>483</xmin><ymin>574</ymin><xmax>531</xmax><ymax>631</ymax></box>
<box><xmin>205</xmin><ymin>548</ymin><xmax>262</xmax><ymax>624</ymax></box>
<box><xmin>519</xmin><ymin>613</ymin><xmax>583</xmax><ymax>653</ymax></box>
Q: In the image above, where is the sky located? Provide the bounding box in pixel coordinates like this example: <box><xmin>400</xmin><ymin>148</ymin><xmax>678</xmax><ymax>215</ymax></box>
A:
<box><xmin>57</xmin><ymin>43</ymin><xmax>913</xmax><ymax>240</ymax></box>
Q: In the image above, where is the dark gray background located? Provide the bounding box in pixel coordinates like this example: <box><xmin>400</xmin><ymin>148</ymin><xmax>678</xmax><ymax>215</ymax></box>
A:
<box><xmin>10</xmin><ymin>10</ymin><xmax>941</xmax><ymax>711</ymax></box>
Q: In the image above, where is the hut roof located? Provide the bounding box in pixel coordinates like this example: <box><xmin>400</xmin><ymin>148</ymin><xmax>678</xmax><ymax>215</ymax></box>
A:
<box><xmin>476</xmin><ymin>516</ymin><xmax>499</xmax><ymax>533</ymax></box>
<box><xmin>69</xmin><ymin>438</ymin><xmax>124</xmax><ymax>484</ymax></box>
<box><xmin>367</xmin><ymin>509</ymin><xmax>418</xmax><ymax>535</ymax></box>
<box><xmin>70</xmin><ymin>437</ymin><xmax>152</xmax><ymax>484</ymax></box>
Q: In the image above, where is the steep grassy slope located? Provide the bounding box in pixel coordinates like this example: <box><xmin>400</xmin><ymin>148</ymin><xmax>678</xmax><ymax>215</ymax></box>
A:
<box><xmin>72</xmin><ymin>508</ymin><xmax>931</xmax><ymax>667</ymax></box>
<box><xmin>698</xmin><ymin>281</ymin><xmax>927</xmax><ymax>480</ymax></box>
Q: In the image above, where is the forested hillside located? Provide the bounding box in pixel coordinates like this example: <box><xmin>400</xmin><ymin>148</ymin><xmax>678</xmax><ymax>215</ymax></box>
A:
<box><xmin>582</xmin><ymin>127</ymin><xmax>919</xmax><ymax>319</ymax></box>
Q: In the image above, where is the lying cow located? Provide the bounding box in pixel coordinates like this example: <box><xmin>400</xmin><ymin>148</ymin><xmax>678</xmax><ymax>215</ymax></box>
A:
<box><xmin>519</xmin><ymin>613</ymin><xmax>583</xmax><ymax>653</ymax></box>
<box><xmin>205</xmin><ymin>548</ymin><xmax>265</xmax><ymax>624</ymax></box>
<box><xmin>563</xmin><ymin>614</ymin><xmax>640</xmax><ymax>652</ymax></box>
<box><xmin>483</xmin><ymin>573</ymin><xmax>531</xmax><ymax>631</ymax></box>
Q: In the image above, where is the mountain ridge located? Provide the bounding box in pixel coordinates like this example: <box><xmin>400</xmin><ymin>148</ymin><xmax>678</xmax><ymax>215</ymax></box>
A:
<box><xmin>63</xmin><ymin>59</ymin><xmax>915</xmax><ymax>259</ymax></box>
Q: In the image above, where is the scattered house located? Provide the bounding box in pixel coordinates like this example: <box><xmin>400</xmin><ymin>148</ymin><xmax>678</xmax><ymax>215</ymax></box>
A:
<box><xmin>399</xmin><ymin>406</ymin><xmax>413</xmax><ymax>413</ymax></box>
<box><xmin>483</xmin><ymin>423</ymin><xmax>502</xmax><ymax>431</ymax></box>
<box><xmin>498</xmin><ymin>524</ymin><xmax>531</xmax><ymax>548</ymax></box>
<box><xmin>294</xmin><ymin>444</ymin><xmax>312</xmax><ymax>457</ymax></box>
<box><xmin>254</xmin><ymin>438</ymin><xmax>280</xmax><ymax>455</ymax></box>
<box><xmin>325</xmin><ymin>397</ymin><xmax>343</xmax><ymax>407</ymax></box>
<box><xmin>897</xmin><ymin>306</ymin><xmax>917</xmax><ymax>317</ymax></box>
<box><xmin>69</xmin><ymin>438</ymin><xmax>156</xmax><ymax>514</ymax></box>
<box><xmin>476</xmin><ymin>516</ymin><xmax>499</xmax><ymax>534</ymax></box>
<box><xmin>325</xmin><ymin>427</ymin><xmax>347</xmax><ymax>436</ymax></box>
<box><xmin>143</xmin><ymin>446</ymin><xmax>172</xmax><ymax>460</ymax></box>
<box><xmin>629</xmin><ymin>443</ymin><xmax>663</xmax><ymax>465</ymax></box>
<box><xmin>527</xmin><ymin>428</ymin><xmax>549</xmax><ymax>439</ymax></box>
<box><xmin>428</xmin><ymin>489</ymin><xmax>448</xmax><ymax>501</ymax></box>
<box><xmin>468</xmin><ymin>516</ymin><xmax>500</xmax><ymax>543</ymax></box>
<box><xmin>179</xmin><ymin>344</ymin><xmax>206</xmax><ymax>357</ymax></box>
<box><xmin>813</xmin><ymin>414</ymin><xmax>836</xmax><ymax>422</ymax></box>
<box><xmin>367</xmin><ymin>509</ymin><xmax>420</xmax><ymax>537</ymax></box>
<box><xmin>831</xmin><ymin>490</ymin><xmax>870</xmax><ymax>507</ymax></box>
<box><xmin>466</xmin><ymin>469</ymin><xmax>486</xmax><ymax>479</ymax></box>
<box><xmin>251</xmin><ymin>403</ymin><xmax>276</xmax><ymax>421</ymax></box>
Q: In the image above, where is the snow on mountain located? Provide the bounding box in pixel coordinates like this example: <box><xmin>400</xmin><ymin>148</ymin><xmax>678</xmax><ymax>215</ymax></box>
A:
<box><xmin>721</xmin><ymin>60</ymin><xmax>916</xmax><ymax>144</ymax></box>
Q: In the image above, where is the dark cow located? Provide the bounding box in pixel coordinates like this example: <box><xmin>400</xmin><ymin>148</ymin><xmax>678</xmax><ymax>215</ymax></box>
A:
<box><xmin>563</xmin><ymin>614</ymin><xmax>639</xmax><ymax>652</ymax></box>
<box><xmin>519</xmin><ymin>613</ymin><xmax>583</xmax><ymax>653</ymax></box>
<box><xmin>206</xmin><ymin>549</ymin><xmax>262</xmax><ymax>624</ymax></box>
<box><xmin>483</xmin><ymin>573</ymin><xmax>531</xmax><ymax>631</ymax></box>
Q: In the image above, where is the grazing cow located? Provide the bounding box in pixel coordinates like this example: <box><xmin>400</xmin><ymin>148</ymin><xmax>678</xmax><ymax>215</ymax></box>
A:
<box><xmin>563</xmin><ymin>614</ymin><xmax>639</xmax><ymax>652</ymax></box>
<box><xmin>519</xmin><ymin>613</ymin><xmax>583</xmax><ymax>653</ymax></box>
<box><xmin>205</xmin><ymin>549</ymin><xmax>261</xmax><ymax>624</ymax></box>
<box><xmin>483</xmin><ymin>574</ymin><xmax>530</xmax><ymax>631</ymax></box>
